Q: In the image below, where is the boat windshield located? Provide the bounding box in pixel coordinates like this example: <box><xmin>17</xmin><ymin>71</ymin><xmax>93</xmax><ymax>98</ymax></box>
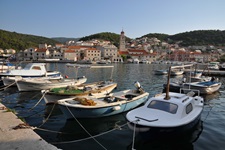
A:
<box><xmin>147</xmin><ymin>100</ymin><xmax>178</xmax><ymax>114</ymax></box>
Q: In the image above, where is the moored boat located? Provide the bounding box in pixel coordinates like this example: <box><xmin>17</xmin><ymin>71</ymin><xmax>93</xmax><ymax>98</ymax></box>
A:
<box><xmin>43</xmin><ymin>80</ymin><xmax>118</xmax><ymax>104</ymax></box>
<box><xmin>57</xmin><ymin>82</ymin><xmax>149</xmax><ymax>119</ymax></box>
<box><xmin>154</xmin><ymin>69</ymin><xmax>168</xmax><ymax>75</ymax></box>
<box><xmin>126</xmin><ymin>66</ymin><xmax>204</xmax><ymax>134</ymax></box>
<box><xmin>16</xmin><ymin>76</ymin><xmax>87</xmax><ymax>92</ymax></box>
<box><xmin>0</xmin><ymin>63</ymin><xmax>62</xmax><ymax>86</ymax></box>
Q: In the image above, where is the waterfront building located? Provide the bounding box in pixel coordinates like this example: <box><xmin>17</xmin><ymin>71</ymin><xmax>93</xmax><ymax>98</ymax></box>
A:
<box><xmin>33</xmin><ymin>48</ymin><xmax>50</xmax><ymax>61</ymax></box>
<box><xmin>84</xmin><ymin>47</ymin><xmax>101</xmax><ymax>61</ymax></box>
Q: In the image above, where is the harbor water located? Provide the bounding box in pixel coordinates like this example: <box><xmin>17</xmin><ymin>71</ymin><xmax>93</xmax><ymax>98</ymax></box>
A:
<box><xmin>1</xmin><ymin>63</ymin><xmax>225</xmax><ymax>150</ymax></box>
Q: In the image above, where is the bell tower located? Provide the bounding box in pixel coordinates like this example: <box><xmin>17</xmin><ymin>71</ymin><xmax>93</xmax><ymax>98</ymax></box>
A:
<box><xmin>119</xmin><ymin>30</ymin><xmax>126</xmax><ymax>51</ymax></box>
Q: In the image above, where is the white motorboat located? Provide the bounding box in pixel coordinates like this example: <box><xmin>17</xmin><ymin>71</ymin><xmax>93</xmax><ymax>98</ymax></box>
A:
<box><xmin>126</xmin><ymin>91</ymin><xmax>203</xmax><ymax>132</ymax></box>
<box><xmin>0</xmin><ymin>63</ymin><xmax>62</xmax><ymax>86</ymax></box>
<box><xmin>126</xmin><ymin>66</ymin><xmax>204</xmax><ymax>133</ymax></box>
<box><xmin>16</xmin><ymin>76</ymin><xmax>87</xmax><ymax>92</ymax></box>
<box><xmin>57</xmin><ymin>82</ymin><xmax>149</xmax><ymax>119</ymax></box>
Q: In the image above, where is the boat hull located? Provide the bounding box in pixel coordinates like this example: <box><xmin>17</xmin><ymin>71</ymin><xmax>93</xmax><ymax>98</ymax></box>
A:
<box><xmin>183</xmin><ymin>81</ymin><xmax>222</xmax><ymax>95</ymax></box>
<box><xmin>16</xmin><ymin>77</ymin><xmax>87</xmax><ymax>92</ymax></box>
<box><xmin>58</xmin><ymin>93</ymin><xmax>149</xmax><ymax>119</ymax></box>
<box><xmin>127</xmin><ymin>113</ymin><xmax>202</xmax><ymax>135</ymax></box>
<box><xmin>43</xmin><ymin>82</ymin><xmax>118</xmax><ymax>104</ymax></box>
<box><xmin>2</xmin><ymin>72</ymin><xmax>62</xmax><ymax>86</ymax></box>
<box><xmin>163</xmin><ymin>81</ymin><xmax>221</xmax><ymax>95</ymax></box>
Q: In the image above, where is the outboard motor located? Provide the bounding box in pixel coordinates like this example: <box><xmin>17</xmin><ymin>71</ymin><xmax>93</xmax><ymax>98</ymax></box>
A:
<box><xmin>134</xmin><ymin>81</ymin><xmax>144</xmax><ymax>93</ymax></box>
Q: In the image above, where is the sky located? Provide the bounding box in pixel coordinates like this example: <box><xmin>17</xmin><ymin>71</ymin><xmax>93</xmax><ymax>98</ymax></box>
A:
<box><xmin>0</xmin><ymin>0</ymin><xmax>225</xmax><ymax>39</ymax></box>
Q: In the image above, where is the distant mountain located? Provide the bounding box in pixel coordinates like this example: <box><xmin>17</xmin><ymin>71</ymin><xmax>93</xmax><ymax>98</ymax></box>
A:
<box><xmin>0</xmin><ymin>29</ymin><xmax>60</xmax><ymax>51</ymax></box>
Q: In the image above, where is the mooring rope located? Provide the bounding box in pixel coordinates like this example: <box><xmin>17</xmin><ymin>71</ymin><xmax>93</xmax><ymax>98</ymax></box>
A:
<box><xmin>65</xmin><ymin>105</ymin><xmax>107</xmax><ymax>150</ymax></box>
<box><xmin>0</xmin><ymin>81</ymin><xmax>16</xmax><ymax>91</ymax></box>
<box><xmin>33</xmin><ymin>127</ymin><xmax>70</xmax><ymax>134</ymax></box>
<box><xmin>131</xmin><ymin>121</ymin><xmax>138</xmax><ymax>150</ymax></box>
<box><xmin>50</xmin><ymin>121</ymin><xmax>129</xmax><ymax>145</ymax></box>
<box><xmin>28</xmin><ymin>91</ymin><xmax>46</xmax><ymax>111</ymax></box>
<box><xmin>38</xmin><ymin>103</ymin><xmax>56</xmax><ymax>128</ymax></box>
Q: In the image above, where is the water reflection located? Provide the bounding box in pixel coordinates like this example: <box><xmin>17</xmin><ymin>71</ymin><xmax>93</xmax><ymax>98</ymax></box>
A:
<box><xmin>57</xmin><ymin>112</ymin><xmax>128</xmax><ymax>141</ymax></box>
<box><xmin>127</xmin><ymin>120</ymin><xmax>203</xmax><ymax>150</ymax></box>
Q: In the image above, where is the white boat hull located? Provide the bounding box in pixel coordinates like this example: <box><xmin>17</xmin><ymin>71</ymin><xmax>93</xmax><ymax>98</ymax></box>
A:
<box><xmin>16</xmin><ymin>77</ymin><xmax>87</xmax><ymax>92</ymax></box>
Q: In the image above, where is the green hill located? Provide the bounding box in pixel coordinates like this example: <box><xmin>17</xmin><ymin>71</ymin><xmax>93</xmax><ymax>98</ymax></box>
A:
<box><xmin>1</xmin><ymin>29</ymin><xmax>225</xmax><ymax>52</ymax></box>
<box><xmin>140</xmin><ymin>33</ymin><xmax>169</xmax><ymax>41</ymax></box>
<box><xmin>51</xmin><ymin>37</ymin><xmax>80</xmax><ymax>43</ymax></box>
<box><xmin>168</xmin><ymin>30</ymin><xmax>225</xmax><ymax>46</ymax></box>
<box><xmin>79</xmin><ymin>32</ymin><xmax>131</xmax><ymax>48</ymax></box>
<box><xmin>0</xmin><ymin>29</ymin><xmax>60</xmax><ymax>51</ymax></box>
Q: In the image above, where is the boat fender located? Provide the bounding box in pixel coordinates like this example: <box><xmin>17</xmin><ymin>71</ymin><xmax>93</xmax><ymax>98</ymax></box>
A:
<box><xmin>113</xmin><ymin>106</ymin><xmax>121</xmax><ymax>111</ymax></box>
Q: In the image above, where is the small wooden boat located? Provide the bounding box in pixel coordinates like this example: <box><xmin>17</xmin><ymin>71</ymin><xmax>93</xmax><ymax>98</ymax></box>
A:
<box><xmin>183</xmin><ymin>80</ymin><xmax>222</xmax><ymax>95</ymax></box>
<box><xmin>170</xmin><ymin>69</ymin><xmax>184</xmax><ymax>76</ymax></box>
<box><xmin>57</xmin><ymin>82</ymin><xmax>149</xmax><ymax>119</ymax></box>
<box><xmin>43</xmin><ymin>80</ymin><xmax>118</xmax><ymax>104</ymax></box>
<box><xmin>163</xmin><ymin>77</ymin><xmax>220</xmax><ymax>95</ymax></box>
<box><xmin>154</xmin><ymin>70</ymin><xmax>168</xmax><ymax>75</ymax></box>
<box><xmin>126</xmin><ymin>66</ymin><xmax>204</xmax><ymax>133</ymax></box>
<box><xmin>16</xmin><ymin>76</ymin><xmax>87</xmax><ymax>92</ymax></box>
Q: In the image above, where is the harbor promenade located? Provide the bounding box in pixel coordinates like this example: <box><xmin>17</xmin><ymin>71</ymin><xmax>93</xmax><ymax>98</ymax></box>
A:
<box><xmin>0</xmin><ymin>103</ymin><xmax>60</xmax><ymax>150</ymax></box>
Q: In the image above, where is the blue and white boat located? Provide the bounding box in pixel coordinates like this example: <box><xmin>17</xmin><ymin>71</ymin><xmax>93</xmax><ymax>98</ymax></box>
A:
<box><xmin>57</xmin><ymin>82</ymin><xmax>149</xmax><ymax>119</ymax></box>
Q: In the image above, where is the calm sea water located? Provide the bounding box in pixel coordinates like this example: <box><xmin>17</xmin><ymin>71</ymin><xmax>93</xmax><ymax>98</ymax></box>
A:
<box><xmin>1</xmin><ymin>63</ymin><xmax>225</xmax><ymax>150</ymax></box>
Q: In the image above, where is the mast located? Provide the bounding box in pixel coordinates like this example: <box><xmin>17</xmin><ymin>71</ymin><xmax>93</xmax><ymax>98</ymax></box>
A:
<box><xmin>164</xmin><ymin>66</ymin><xmax>171</xmax><ymax>100</ymax></box>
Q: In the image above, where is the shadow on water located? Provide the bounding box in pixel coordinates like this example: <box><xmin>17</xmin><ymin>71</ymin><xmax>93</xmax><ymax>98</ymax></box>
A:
<box><xmin>127</xmin><ymin>120</ymin><xmax>203</xmax><ymax>150</ymax></box>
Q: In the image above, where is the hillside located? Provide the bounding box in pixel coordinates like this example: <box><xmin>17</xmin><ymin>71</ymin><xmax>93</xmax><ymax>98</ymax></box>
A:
<box><xmin>140</xmin><ymin>33</ymin><xmax>169</xmax><ymax>41</ymax></box>
<box><xmin>0</xmin><ymin>29</ymin><xmax>60</xmax><ymax>51</ymax></box>
<box><xmin>79</xmin><ymin>32</ymin><xmax>131</xmax><ymax>48</ymax></box>
<box><xmin>51</xmin><ymin>37</ymin><xmax>80</xmax><ymax>43</ymax></box>
<box><xmin>1</xmin><ymin>29</ymin><xmax>225</xmax><ymax>51</ymax></box>
<box><xmin>168</xmin><ymin>30</ymin><xmax>225</xmax><ymax>46</ymax></box>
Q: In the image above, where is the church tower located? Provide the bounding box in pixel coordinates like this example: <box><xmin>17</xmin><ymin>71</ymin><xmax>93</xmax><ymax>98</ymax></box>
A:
<box><xmin>119</xmin><ymin>30</ymin><xmax>126</xmax><ymax>51</ymax></box>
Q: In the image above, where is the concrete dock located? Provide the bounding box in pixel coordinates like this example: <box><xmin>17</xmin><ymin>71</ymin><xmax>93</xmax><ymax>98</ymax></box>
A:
<box><xmin>0</xmin><ymin>103</ymin><xmax>60</xmax><ymax>150</ymax></box>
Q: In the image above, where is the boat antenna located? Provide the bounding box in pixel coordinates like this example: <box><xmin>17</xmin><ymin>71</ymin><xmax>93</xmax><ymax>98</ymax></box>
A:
<box><xmin>164</xmin><ymin>66</ymin><xmax>171</xmax><ymax>100</ymax></box>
